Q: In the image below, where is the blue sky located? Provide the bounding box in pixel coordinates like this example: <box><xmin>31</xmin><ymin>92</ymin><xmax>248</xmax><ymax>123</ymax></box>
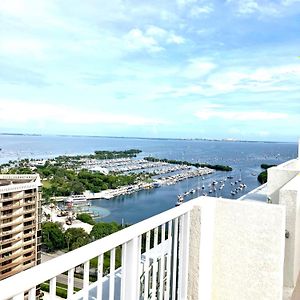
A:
<box><xmin>0</xmin><ymin>0</ymin><xmax>299</xmax><ymax>141</ymax></box>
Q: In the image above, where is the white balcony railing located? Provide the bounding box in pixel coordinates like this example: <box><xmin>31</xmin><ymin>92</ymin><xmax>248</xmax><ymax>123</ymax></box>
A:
<box><xmin>0</xmin><ymin>200</ymin><xmax>193</xmax><ymax>300</ymax></box>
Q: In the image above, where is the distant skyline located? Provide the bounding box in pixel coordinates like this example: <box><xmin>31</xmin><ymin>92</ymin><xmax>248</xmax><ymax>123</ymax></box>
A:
<box><xmin>0</xmin><ymin>0</ymin><xmax>300</xmax><ymax>142</ymax></box>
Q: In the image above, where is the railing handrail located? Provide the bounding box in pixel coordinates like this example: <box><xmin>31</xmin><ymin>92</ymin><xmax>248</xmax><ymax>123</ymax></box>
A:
<box><xmin>0</xmin><ymin>199</ymin><xmax>198</xmax><ymax>299</ymax></box>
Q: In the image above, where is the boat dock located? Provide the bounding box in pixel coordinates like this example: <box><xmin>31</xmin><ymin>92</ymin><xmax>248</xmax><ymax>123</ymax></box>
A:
<box><xmin>84</xmin><ymin>167</ymin><xmax>214</xmax><ymax>200</ymax></box>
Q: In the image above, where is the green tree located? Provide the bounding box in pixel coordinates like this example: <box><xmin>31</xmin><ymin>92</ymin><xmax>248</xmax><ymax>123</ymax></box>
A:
<box><xmin>42</xmin><ymin>222</ymin><xmax>65</xmax><ymax>252</ymax></box>
<box><xmin>90</xmin><ymin>222</ymin><xmax>120</xmax><ymax>240</ymax></box>
<box><xmin>64</xmin><ymin>228</ymin><xmax>90</xmax><ymax>250</ymax></box>
<box><xmin>258</xmin><ymin>170</ymin><xmax>267</xmax><ymax>184</ymax></box>
<box><xmin>77</xmin><ymin>213</ymin><xmax>96</xmax><ymax>225</ymax></box>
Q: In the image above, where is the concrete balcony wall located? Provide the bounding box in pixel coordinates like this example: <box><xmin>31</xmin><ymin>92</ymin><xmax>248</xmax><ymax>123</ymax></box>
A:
<box><xmin>268</xmin><ymin>159</ymin><xmax>300</xmax><ymax>204</ymax></box>
<box><xmin>213</xmin><ymin>199</ymin><xmax>285</xmax><ymax>300</ymax></box>
<box><xmin>188</xmin><ymin>198</ymin><xmax>286</xmax><ymax>300</ymax></box>
<box><xmin>279</xmin><ymin>175</ymin><xmax>300</xmax><ymax>294</ymax></box>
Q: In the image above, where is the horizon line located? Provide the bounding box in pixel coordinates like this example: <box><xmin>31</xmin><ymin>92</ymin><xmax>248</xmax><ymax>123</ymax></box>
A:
<box><xmin>0</xmin><ymin>132</ymin><xmax>297</xmax><ymax>144</ymax></box>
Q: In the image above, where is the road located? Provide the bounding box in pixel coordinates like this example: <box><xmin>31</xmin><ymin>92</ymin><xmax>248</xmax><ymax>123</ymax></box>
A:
<box><xmin>41</xmin><ymin>252</ymin><xmax>84</xmax><ymax>290</ymax></box>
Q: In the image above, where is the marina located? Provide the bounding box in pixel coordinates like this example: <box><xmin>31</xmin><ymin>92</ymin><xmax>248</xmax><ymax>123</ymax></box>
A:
<box><xmin>0</xmin><ymin>135</ymin><xmax>297</xmax><ymax>224</ymax></box>
<box><xmin>83</xmin><ymin>166</ymin><xmax>214</xmax><ymax>200</ymax></box>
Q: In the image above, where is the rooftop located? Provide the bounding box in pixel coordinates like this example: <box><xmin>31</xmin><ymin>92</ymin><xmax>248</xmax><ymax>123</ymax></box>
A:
<box><xmin>0</xmin><ymin>174</ymin><xmax>41</xmax><ymax>193</ymax></box>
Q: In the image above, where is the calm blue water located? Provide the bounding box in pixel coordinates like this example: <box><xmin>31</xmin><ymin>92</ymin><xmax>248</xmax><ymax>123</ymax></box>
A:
<box><xmin>0</xmin><ymin>134</ymin><xmax>298</xmax><ymax>224</ymax></box>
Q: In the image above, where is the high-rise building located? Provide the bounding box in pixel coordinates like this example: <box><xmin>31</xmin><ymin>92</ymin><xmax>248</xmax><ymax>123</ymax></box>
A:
<box><xmin>0</xmin><ymin>174</ymin><xmax>42</xmax><ymax>280</ymax></box>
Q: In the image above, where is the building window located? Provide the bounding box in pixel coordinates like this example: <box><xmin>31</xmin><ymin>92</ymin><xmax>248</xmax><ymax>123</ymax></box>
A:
<box><xmin>2</xmin><ymin>243</ymin><xmax>12</xmax><ymax>249</ymax></box>
<box><xmin>24</xmin><ymin>221</ymin><xmax>33</xmax><ymax>227</ymax></box>
<box><xmin>2</xmin><ymin>209</ymin><xmax>13</xmax><ymax>216</ymax></box>
<box><xmin>24</xmin><ymin>229</ymin><xmax>32</xmax><ymax>235</ymax></box>
<box><xmin>1</xmin><ymin>259</ymin><xmax>12</xmax><ymax>267</ymax></box>
<box><xmin>24</xmin><ymin>252</ymin><xmax>33</xmax><ymax>257</ymax></box>
<box><xmin>2</xmin><ymin>218</ymin><xmax>12</xmax><ymax>224</ymax></box>
<box><xmin>1</xmin><ymin>234</ymin><xmax>12</xmax><ymax>242</ymax></box>
<box><xmin>3</xmin><ymin>193</ymin><xmax>12</xmax><ymax>198</ymax></box>
<box><xmin>24</xmin><ymin>237</ymin><xmax>32</xmax><ymax>242</ymax></box>
<box><xmin>1</xmin><ymin>268</ymin><xmax>12</xmax><ymax>274</ymax></box>
<box><xmin>2</xmin><ymin>226</ymin><xmax>12</xmax><ymax>232</ymax></box>
<box><xmin>1</xmin><ymin>251</ymin><xmax>12</xmax><ymax>258</ymax></box>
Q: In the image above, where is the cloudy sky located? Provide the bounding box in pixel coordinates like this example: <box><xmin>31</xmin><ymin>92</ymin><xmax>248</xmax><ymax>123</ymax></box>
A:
<box><xmin>0</xmin><ymin>0</ymin><xmax>299</xmax><ymax>141</ymax></box>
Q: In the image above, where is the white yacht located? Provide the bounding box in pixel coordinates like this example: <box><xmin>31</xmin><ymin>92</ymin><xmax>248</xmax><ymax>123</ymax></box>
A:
<box><xmin>65</xmin><ymin>194</ymin><xmax>87</xmax><ymax>204</ymax></box>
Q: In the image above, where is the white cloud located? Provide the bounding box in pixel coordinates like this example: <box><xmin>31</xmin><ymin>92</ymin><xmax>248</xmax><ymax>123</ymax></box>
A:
<box><xmin>167</xmin><ymin>33</ymin><xmax>185</xmax><ymax>44</ymax></box>
<box><xmin>145</xmin><ymin>26</ymin><xmax>167</xmax><ymax>38</ymax></box>
<box><xmin>123</xmin><ymin>28</ymin><xmax>164</xmax><ymax>53</ymax></box>
<box><xmin>182</xmin><ymin>59</ymin><xmax>216</xmax><ymax>79</ymax></box>
<box><xmin>189</xmin><ymin>5</ymin><xmax>214</xmax><ymax>17</ymax></box>
<box><xmin>227</xmin><ymin>0</ymin><xmax>281</xmax><ymax>16</ymax></box>
<box><xmin>123</xmin><ymin>26</ymin><xmax>185</xmax><ymax>53</ymax></box>
<box><xmin>170</xmin><ymin>85</ymin><xmax>205</xmax><ymax>97</ymax></box>
<box><xmin>194</xmin><ymin>105</ymin><xmax>288</xmax><ymax>121</ymax></box>
<box><xmin>145</xmin><ymin>26</ymin><xmax>185</xmax><ymax>44</ymax></box>
<box><xmin>0</xmin><ymin>38</ymin><xmax>46</xmax><ymax>58</ymax></box>
<box><xmin>205</xmin><ymin>64</ymin><xmax>300</xmax><ymax>94</ymax></box>
<box><xmin>234</xmin><ymin>0</ymin><xmax>259</xmax><ymax>14</ymax></box>
<box><xmin>0</xmin><ymin>0</ymin><xmax>50</xmax><ymax>17</ymax></box>
<box><xmin>150</xmin><ymin>63</ymin><xmax>300</xmax><ymax>99</ymax></box>
<box><xmin>176</xmin><ymin>0</ymin><xmax>198</xmax><ymax>8</ymax></box>
<box><xmin>281</xmin><ymin>0</ymin><xmax>300</xmax><ymax>5</ymax></box>
<box><xmin>0</xmin><ymin>100</ymin><xmax>166</xmax><ymax>126</ymax></box>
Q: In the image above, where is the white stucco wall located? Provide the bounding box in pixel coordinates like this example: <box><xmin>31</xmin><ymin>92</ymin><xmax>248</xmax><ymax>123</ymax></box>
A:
<box><xmin>211</xmin><ymin>199</ymin><xmax>286</xmax><ymax>300</ymax></box>
<box><xmin>268</xmin><ymin>159</ymin><xmax>300</xmax><ymax>204</ymax></box>
<box><xmin>280</xmin><ymin>175</ymin><xmax>300</xmax><ymax>289</ymax></box>
<box><xmin>187</xmin><ymin>197</ymin><xmax>286</xmax><ymax>300</ymax></box>
<box><xmin>188</xmin><ymin>198</ymin><xmax>216</xmax><ymax>300</ymax></box>
<box><xmin>188</xmin><ymin>205</ymin><xmax>202</xmax><ymax>299</ymax></box>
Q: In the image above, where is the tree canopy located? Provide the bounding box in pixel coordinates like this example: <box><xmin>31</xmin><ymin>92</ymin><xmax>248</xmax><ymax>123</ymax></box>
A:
<box><xmin>144</xmin><ymin>156</ymin><xmax>232</xmax><ymax>171</ymax></box>
<box><xmin>41</xmin><ymin>222</ymin><xmax>65</xmax><ymax>252</ymax></box>
<box><xmin>90</xmin><ymin>222</ymin><xmax>121</xmax><ymax>240</ymax></box>
<box><xmin>64</xmin><ymin>227</ymin><xmax>90</xmax><ymax>251</ymax></box>
<box><xmin>77</xmin><ymin>213</ymin><xmax>96</xmax><ymax>225</ymax></box>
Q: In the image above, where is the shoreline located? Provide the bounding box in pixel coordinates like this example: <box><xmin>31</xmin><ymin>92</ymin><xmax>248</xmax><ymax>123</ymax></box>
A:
<box><xmin>83</xmin><ymin>167</ymin><xmax>214</xmax><ymax>200</ymax></box>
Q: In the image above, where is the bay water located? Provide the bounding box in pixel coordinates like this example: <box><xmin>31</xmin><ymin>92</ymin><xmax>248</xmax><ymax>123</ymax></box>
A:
<box><xmin>0</xmin><ymin>135</ymin><xmax>297</xmax><ymax>224</ymax></box>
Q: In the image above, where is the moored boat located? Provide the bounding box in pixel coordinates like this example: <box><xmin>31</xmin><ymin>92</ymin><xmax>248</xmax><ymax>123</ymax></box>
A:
<box><xmin>65</xmin><ymin>194</ymin><xmax>87</xmax><ymax>205</ymax></box>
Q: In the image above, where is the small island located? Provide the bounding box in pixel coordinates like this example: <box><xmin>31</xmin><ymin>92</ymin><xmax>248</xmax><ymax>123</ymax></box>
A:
<box><xmin>144</xmin><ymin>156</ymin><xmax>233</xmax><ymax>171</ymax></box>
<box><xmin>257</xmin><ymin>163</ymin><xmax>277</xmax><ymax>184</ymax></box>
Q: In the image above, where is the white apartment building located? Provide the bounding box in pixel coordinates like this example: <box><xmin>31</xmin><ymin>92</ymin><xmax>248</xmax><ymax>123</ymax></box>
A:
<box><xmin>0</xmin><ymin>174</ymin><xmax>42</xmax><ymax>281</ymax></box>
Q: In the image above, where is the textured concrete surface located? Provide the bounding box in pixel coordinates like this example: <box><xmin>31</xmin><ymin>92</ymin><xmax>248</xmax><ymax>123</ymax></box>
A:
<box><xmin>187</xmin><ymin>205</ymin><xmax>202</xmax><ymax>300</ymax></box>
<box><xmin>268</xmin><ymin>159</ymin><xmax>299</xmax><ymax>204</ymax></box>
<box><xmin>239</xmin><ymin>183</ymin><xmax>267</xmax><ymax>202</ymax></box>
<box><xmin>211</xmin><ymin>199</ymin><xmax>285</xmax><ymax>300</ymax></box>
<box><xmin>280</xmin><ymin>175</ymin><xmax>300</xmax><ymax>288</ymax></box>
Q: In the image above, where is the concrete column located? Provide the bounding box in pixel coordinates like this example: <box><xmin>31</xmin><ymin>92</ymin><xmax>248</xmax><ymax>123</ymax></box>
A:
<box><xmin>279</xmin><ymin>175</ymin><xmax>300</xmax><ymax>289</ymax></box>
<box><xmin>187</xmin><ymin>198</ymin><xmax>216</xmax><ymax>300</ymax></box>
<box><xmin>187</xmin><ymin>203</ymin><xmax>202</xmax><ymax>299</ymax></box>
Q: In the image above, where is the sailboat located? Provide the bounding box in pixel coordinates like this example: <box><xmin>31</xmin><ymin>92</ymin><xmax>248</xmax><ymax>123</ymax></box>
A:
<box><xmin>175</xmin><ymin>195</ymin><xmax>184</xmax><ymax>206</ymax></box>
<box><xmin>238</xmin><ymin>169</ymin><xmax>242</xmax><ymax>182</ymax></box>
